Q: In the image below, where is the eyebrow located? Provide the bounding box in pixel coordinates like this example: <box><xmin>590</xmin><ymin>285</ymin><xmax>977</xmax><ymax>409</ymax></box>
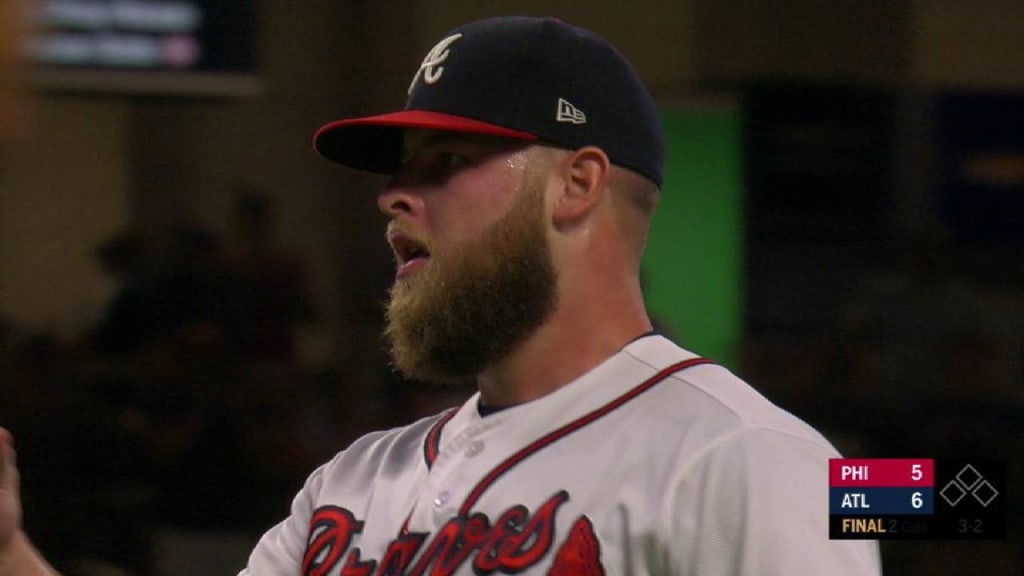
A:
<box><xmin>421</xmin><ymin>131</ymin><xmax>465</xmax><ymax>147</ymax></box>
<box><xmin>401</xmin><ymin>131</ymin><xmax>460</xmax><ymax>161</ymax></box>
<box><xmin>402</xmin><ymin>131</ymin><xmax>523</xmax><ymax>165</ymax></box>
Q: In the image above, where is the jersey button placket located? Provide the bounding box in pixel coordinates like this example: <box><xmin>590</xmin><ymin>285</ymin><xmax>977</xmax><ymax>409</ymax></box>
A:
<box><xmin>433</xmin><ymin>490</ymin><xmax>451</xmax><ymax>508</ymax></box>
<box><xmin>422</xmin><ymin>426</ymin><xmax>483</xmax><ymax>524</ymax></box>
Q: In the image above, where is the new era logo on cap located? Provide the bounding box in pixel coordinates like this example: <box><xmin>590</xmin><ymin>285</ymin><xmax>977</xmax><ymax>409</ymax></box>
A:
<box><xmin>556</xmin><ymin>98</ymin><xmax>586</xmax><ymax>124</ymax></box>
<box><xmin>314</xmin><ymin>16</ymin><xmax>665</xmax><ymax>187</ymax></box>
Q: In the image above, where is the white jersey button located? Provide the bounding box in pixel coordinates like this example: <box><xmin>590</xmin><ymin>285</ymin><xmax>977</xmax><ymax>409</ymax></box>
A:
<box><xmin>466</xmin><ymin>440</ymin><xmax>485</xmax><ymax>457</ymax></box>
<box><xmin>433</xmin><ymin>491</ymin><xmax>451</xmax><ymax>507</ymax></box>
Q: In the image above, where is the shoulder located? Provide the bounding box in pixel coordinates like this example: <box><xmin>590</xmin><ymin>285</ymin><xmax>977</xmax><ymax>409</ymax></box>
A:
<box><xmin>623</xmin><ymin>335</ymin><xmax>837</xmax><ymax>451</ymax></box>
<box><xmin>626</xmin><ymin>340</ymin><xmax>879</xmax><ymax>574</ymax></box>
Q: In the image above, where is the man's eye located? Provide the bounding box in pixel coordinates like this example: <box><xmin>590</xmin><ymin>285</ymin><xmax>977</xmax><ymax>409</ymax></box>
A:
<box><xmin>437</xmin><ymin>152</ymin><xmax>466</xmax><ymax>169</ymax></box>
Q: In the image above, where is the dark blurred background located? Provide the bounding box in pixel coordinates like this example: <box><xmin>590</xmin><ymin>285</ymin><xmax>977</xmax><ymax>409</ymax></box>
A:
<box><xmin>0</xmin><ymin>1</ymin><xmax>1021</xmax><ymax>575</ymax></box>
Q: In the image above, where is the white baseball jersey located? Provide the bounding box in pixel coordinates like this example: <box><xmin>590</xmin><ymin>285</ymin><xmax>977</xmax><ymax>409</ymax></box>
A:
<box><xmin>241</xmin><ymin>334</ymin><xmax>881</xmax><ymax>575</ymax></box>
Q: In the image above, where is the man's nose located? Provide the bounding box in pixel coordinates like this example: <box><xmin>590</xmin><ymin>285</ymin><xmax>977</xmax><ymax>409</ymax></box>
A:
<box><xmin>377</xmin><ymin>181</ymin><xmax>423</xmax><ymax>219</ymax></box>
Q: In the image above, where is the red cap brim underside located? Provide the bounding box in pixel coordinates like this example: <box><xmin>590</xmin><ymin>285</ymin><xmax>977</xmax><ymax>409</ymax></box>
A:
<box><xmin>313</xmin><ymin>110</ymin><xmax>539</xmax><ymax>174</ymax></box>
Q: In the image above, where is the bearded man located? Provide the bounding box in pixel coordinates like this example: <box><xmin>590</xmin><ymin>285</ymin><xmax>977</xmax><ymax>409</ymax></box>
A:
<box><xmin>1</xmin><ymin>15</ymin><xmax>880</xmax><ymax>576</ymax></box>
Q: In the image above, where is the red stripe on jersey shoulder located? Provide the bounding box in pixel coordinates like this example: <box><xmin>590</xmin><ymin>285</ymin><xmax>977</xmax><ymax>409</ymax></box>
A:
<box><xmin>423</xmin><ymin>407</ymin><xmax>460</xmax><ymax>470</ymax></box>
<box><xmin>459</xmin><ymin>357</ymin><xmax>715</xmax><ymax>514</ymax></box>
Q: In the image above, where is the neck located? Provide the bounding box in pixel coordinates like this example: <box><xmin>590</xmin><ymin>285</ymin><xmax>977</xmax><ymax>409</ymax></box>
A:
<box><xmin>475</xmin><ymin>277</ymin><xmax>652</xmax><ymax>408</ymax></box>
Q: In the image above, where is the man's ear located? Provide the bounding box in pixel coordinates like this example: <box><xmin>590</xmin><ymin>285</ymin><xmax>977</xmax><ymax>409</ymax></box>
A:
<box><xmin>552</xmin><ymin>146</ymin><xmax>611</xmax><ymax>225</ymax></box>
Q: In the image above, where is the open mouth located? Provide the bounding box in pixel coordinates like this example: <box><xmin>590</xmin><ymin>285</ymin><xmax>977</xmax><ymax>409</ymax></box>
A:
<box><xmin>388</xmin><ymin>230</ymin><xmax>432</xmax><ymax>278</ymax></box>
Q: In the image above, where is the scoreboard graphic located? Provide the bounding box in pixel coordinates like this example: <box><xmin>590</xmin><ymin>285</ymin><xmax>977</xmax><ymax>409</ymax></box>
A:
<box><xmin>829</xmin><ymin>458</ymin><xmax>1006</xmax><ymax>539</ymax></box>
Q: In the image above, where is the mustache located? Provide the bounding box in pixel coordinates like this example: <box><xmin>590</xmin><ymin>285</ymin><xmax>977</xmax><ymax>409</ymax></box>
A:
<box><xmin>385</xmin><ymin>220</ymin><xmax>437</xmax><ymax>270</ymax></box>
<box><xmin>386</xmin><ymin>220</ymin><xmax>430</xmax><ymax>247</ymax></box>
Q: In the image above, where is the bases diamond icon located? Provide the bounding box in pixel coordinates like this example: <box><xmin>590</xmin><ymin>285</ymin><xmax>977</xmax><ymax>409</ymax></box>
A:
<box><xmin>940</xmin><ymin>480</ymin><xmax>967</xmax><ymax>506</ymax></box>
<box><xmin>956</xmin><ymin>464</ymin><xmax>982</xmax><ymax>490</ymax></box>
<box><xmin>971</xmin><ymin>479</ymin><xmax>999</xmax><ymax>507</ymax></box>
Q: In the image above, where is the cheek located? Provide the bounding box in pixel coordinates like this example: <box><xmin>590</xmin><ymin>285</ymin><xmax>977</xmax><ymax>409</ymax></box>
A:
<box><xmin>429</xmin><ymin>168</ymin><xmax>523</xmax><ymax>250</ymax></box>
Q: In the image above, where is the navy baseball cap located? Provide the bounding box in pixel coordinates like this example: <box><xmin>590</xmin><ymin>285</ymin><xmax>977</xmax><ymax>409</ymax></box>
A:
<box><xmin>313</xmin><ymin>16</ymin><xmax>665</xmax><ymax>187</ymax></box>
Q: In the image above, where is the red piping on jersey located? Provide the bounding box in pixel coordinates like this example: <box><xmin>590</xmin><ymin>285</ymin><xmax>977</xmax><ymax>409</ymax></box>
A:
<box><xmin>423</xmin><ymin>407</ymin><xmax>459</xmax><ymax>469</ymax></box>
<box><xmin>458</xmin><ymin>357</ymin><xmax>716</xmax><ymax>516</ymax></box>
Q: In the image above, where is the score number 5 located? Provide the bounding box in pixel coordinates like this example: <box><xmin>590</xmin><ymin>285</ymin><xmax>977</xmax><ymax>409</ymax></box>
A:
<box><xmin>911</xmin><ymin>464</ymin><xmax>923</xmax><ymax>481</ymax></box>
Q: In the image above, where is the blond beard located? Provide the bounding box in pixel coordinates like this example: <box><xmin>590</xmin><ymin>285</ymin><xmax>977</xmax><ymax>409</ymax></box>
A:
<box><xmin>384</xmin><ymin>172</ymin><xmax>557</xmax><ymax>384</ymax></box>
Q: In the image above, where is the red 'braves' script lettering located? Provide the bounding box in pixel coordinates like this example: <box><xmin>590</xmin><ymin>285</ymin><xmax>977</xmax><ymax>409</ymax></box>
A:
<box><xmin>303</xmin><ymin>506</ymin><xmax>364</xmax><ymax>576</ymax></box>
<box><xmin>550</xmin><ymin>516</ymin><xmax>606</xmax><ymax>576</ymax></box>
<box><xmin>302</xmin><ymin>491</ymin><xmax>577</xmax><ymax>575</ymax></box>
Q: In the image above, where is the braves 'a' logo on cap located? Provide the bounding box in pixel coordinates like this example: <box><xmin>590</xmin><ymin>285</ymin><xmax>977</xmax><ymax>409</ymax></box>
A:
<box><xmin>407</xmin><ymin>33</ymin><xmax>463</xmax><ymax>95</ymax></box>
